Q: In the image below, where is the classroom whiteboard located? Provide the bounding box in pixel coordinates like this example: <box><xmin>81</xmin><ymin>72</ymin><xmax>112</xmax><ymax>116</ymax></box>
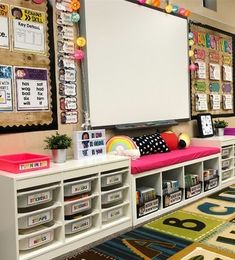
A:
<box><xmin>82</xmin><ymin>0</ymin><xmax>190</xmax><ymax>127</ymax></box>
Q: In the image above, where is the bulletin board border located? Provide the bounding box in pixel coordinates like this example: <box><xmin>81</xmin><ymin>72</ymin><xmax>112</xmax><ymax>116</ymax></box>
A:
<box><xmin>189</xmin><ymin>21</ymin><xmax>235</xmax><ymax>120</ymax></box>
<box><xmin>0</xmin><ymin>1</ymin><xmax>58</xmax><ymax>134</ymax></box>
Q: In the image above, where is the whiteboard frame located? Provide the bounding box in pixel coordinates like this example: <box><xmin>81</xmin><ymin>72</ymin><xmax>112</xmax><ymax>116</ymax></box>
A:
<box><xmin>81</xmin><ymin>0</ymin><xmax>190</xmax><ymax>128</ymax></box>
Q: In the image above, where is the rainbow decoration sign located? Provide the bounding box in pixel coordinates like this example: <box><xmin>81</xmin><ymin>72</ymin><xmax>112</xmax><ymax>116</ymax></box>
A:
<box><xmin>106</xmin><ymin>135</ymin><xmax>137</xmax><ymax>153</ymax></box>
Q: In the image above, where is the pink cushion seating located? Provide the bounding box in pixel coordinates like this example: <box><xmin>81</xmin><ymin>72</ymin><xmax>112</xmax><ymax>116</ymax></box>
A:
<box><xmin>131</xmin><ymin>146</ymin><xmax>220</xmax><ymax>175</ymax></box>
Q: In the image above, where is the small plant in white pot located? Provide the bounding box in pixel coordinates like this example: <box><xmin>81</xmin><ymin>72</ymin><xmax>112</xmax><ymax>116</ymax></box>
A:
<box><xmin>213</xmin><ymin>119</ymin><xmax>228</xmax><ymax>136</ymax></box>
<box><xmin>44</xmin><ymin>132</ymin><xmax>72</xmax><ymax>163</ymax></box>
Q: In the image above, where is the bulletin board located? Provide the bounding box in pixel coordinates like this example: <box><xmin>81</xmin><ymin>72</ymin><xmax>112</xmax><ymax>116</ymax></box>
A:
<box><xmin>0</xmin><ymin>0</ymin><xmax>57</xmax><ymax>133</ymax></box>
<box><xmin>190</xmin><ymin>22</ymin><xmax>235</xmax><ymax>118</ymax></box>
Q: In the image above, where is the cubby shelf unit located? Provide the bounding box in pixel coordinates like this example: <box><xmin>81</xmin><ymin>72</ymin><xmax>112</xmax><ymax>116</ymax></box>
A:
<box><xmin>0</xmin><ymin>155</ymin><xmax>131</xmax><ymax>260</ymax></box>
<box><xmin>131</xmin><ymin>153</ymin><xmax>221</xmax><ymax>226</ymax></box>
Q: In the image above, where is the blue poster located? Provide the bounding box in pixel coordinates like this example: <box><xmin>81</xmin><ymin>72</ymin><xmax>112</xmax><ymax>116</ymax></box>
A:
<box><xmin>0</xmin><ymin>65</ymin><xmax>13</xmax><ymax>111</ymax></box>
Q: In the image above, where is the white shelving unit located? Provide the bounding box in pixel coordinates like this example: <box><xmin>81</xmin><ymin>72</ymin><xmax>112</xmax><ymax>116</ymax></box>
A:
<box><xmin>132</xmin><ymin>153</ymin><xmax>221</xmax><ymax>226</ymax></box>
<box><xmin>192</xmin><ymin>136</ymin><xmax>235</xmax><ymax>187</ymax></box>
<box><xmin>0</xmin><ymin>155</ymin><xmax>131</xmax><ymax>260</ymax></box>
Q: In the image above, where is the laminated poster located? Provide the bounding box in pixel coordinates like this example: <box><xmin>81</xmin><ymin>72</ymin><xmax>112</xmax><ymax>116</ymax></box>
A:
<box><xmin>210</xmin><ymin>93</ymin><xmax>221</xmax><ymax>110</ymax></box>
<box><xmin>11</xmin><ymin>6</ymin><xmax>45</xmax><ymax>53</ymax></box>
<box><xmin>222</xmin><ymin>65</ymin><xmax>232</xmax><ymax>82</ymax></box>
<box><xmin>195</xmin><ymin>60</ymin><xmax>206</xmax><ymax>79</ymax></box>
<box><xmin>15</xmin><ymin>67</ymin><xmax>49</xmax><ymax>111</ymax></box>
<box><xmin>209</xmin><ymin>63</ymin><xmax>221</xmax><ymax>80</ymax></box>
<box><xmin>223</xmin><ymin>94</ymin><xmax>233</xmax><ymax>110</ymax></box>
<box><xmin>195</xmin><ymin>93</ymin><xmax>208</xmax><ymax>111</ymax></box>
<box><xmin>0</xmin><ymin>4</ymin><xmax>9</xmax><ymax>48</ymax></box>
<box><xmin>0</xmin><ymin>65</ymin><xmax>13</xmax><ymax>111</ymax></box>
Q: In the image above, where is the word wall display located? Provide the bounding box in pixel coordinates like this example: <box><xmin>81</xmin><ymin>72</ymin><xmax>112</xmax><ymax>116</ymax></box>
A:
<box><xmin>190</xmin><ymin>22</ymin><xmax>234</xmax><ymax>118</ymax></box>
<box><xmin>56</xmin><ymin>0</ymin><xmax>79</xmax><ymax>125</ymax></box>
<box><xmin>0</xmin><ymin>0</ymin><xmax>57</xmax><ymax>132</ymax></box>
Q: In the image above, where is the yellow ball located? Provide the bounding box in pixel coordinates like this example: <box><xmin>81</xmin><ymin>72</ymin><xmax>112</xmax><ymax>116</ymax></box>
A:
<box><xmin>189</xmin><ymin>39</ymin><xmax>194</xmax><ymax>46</ymax></box>
<box><xmin>76</xmin><ymin>37</ymin><xmax>86</xmax><ymax>47</ymax></box>
<box><xmin>178</xmin><ymin>133</ymin><xmax>190</xmax><ymax>149</ymax></box>
<box><xmin>165</xmin><ymin>4</ymin><xmax>173</xmax><ymax>13</ymax></box>
<box><xmin>189</xmin><ymin>50</ymin><xmax>194</xmax><ymax>57</ymax></box>
<box><xmin>146</xmin><ymin>0</ymin><xmax>152</xmax><ymax>4</ymax></box>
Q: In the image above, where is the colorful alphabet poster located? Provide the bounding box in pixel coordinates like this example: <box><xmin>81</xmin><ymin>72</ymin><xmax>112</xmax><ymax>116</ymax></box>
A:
<box><xmin>190</xmin><ymin>22</ymin><xmax>234</xmax><ymax>118</ymax></box>
<box><xmin>15</xmin><ymin>67</ymin><xmax>49</xmax><ymax>111</ymax></box>
<box><xmin>11</xmin><ymin>6</ymin><xmax>45</xmax><ymax>53</ymax></box>
<box><xmin>0</xmin><ymin>65</ymin><xmax>13</xmax><ymax>111</ymax></box>
<box><xmin>0</xmin><ymin>4</ymin><xmax>9</xmax><ymax>48</ymax></box>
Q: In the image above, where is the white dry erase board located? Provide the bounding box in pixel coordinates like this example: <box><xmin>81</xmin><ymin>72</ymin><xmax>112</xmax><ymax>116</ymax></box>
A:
<box><xmin>81</xmin><ymin>0</ymin><xmax>190</xmax><ymax>127</ymax></box>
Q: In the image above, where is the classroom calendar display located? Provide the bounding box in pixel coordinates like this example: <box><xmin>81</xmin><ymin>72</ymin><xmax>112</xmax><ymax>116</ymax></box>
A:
<box><xmin>0</xmin><ymin>0</ymin><xmax>57</xmax><ymax>132</ymax></box>
<box><xmin>190</xmin><ymin>22</ymin><xmax>234</xmax><ymax>118</ymax></box>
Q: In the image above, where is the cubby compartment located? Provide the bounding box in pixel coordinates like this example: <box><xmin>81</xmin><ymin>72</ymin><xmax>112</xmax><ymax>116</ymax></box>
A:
<box><xmin>101</xmin><ymin>185</ymin><xmax>129</xmax><ymax>208</ymax></box>
<box><xmin>222</xmin><ymin>169</ymin><xmax>234</xmax><ymax>181</ymax></box>
<box><xmin>18</xmin><ymin>208</ymin><xmax>54</xmax><ymax>230</ymax></box>
<box><xmin>221</xmin><ymin>145</ymin><xmax>233</xmax><ymax>159</ymax></box>
<box><xmin>203</xmin><ymin>158</ymin><xmax>219</xmax><ymax>192</ymax></box>
<box><xmin>162</xmin><ymin>167</ymin><xmax>183</xmax><ymax>208</ymax></box>
<box><xmin>221</xmin><ymin>158</ymin><xmax>233</xmax><ymax>170</ymax></box>
<box><xmin>64</xmin><ymin>195</ymin><xmax>98</xmax><ymax>217</ymax></box>
<box><xmin>101</xmin><ymin>167</ymin><xmax>128</xmax><ymax>191</ymax></box>
<box><xmin>19</xmin><ymin>227</ymin><xmax>62</xmax><ymax>258</ymax></box>
<box><xmin>65</xmin><ymin>216</ymin><xmax>92</xmax><ymax>235</ymax></box>
<box><xmin>102</xmin><ymin>202</ymin><xmax>129</xmax><ymax>224</ymax></box>
<box><xmin>65</xmin><ymin>212</ymin><xmax>99</xmax><ymax>236</ymax></box>
<box><xmin>184</xmin><ymin>162</ymin><xmax>203</xmax><ymax>199</ymax></box>
<box><xmin>136</xmin><ymin>174</ymin><xmax>161</xmax><ymax>218</ymax></box>
<box><xmin>17</xmin><ymin>183</ymin><xmax>60</xmax><ymax>210</ymax></box>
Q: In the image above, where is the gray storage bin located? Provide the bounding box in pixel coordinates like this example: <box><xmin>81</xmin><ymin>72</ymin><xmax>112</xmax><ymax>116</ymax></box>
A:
<box><xmin>18</xmin><ymin>209</ymin><xmax>53</xmax><ymax>229</ymax></box>
<box><xmin>65</xmin><ymin>216</ymin><xmax>92</xmax><ymax>234</ymax></box>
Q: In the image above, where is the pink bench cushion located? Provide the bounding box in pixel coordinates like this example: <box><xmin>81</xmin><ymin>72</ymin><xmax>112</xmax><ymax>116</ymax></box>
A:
<box><xmin>131</xmin><ymin>146</ymin><xmax>220</xmax><ymax>175</ymax></box>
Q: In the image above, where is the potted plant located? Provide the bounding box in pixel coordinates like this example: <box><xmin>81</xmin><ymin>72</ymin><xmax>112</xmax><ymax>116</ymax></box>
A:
<box><xmin>44</xmin><ymin>132</ymin><xmax>72</xmax><ymax>163</ymax></box>
<box><xmin>213</xmin><ymin>119</ymin><xmax>228</xmax><ymax>136</ymax></box>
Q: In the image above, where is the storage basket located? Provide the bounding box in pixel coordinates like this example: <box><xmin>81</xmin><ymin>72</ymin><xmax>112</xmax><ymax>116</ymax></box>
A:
<box><xmin>65</xmin><ymin>216</ymin><xmax>92</xmax><ymax>235</ymax></box>
<box><xmin>64</xmin><ymin>180</ymin><xmax>91</xmax><ymax>197</ymax></box>
<box><xmin>64</xmin><ymin>198</ymin><xmax>91</xmax><ymax>216</ymax></box>
<box><xmin>102</xmin><ymin>206</ymin><xmax>123</xmax><ymax>222</ymax></box>
<box><xmin>101</xmin><ymin>173</ymin><xmax>122</xmax><ymax>188</ymax></box>
<box><xmin>18</xmin><ymin>209</ymin><xmax>53</xmax><ymax>229</ymax></box>
<box><xmin>18</xmin><ymin>188</ymin><xmax>54</xmax><ymax>208</ymax></box>
<box><xmin>19</xmin><ymin>230</ymin><xmax>54</xmax><ymax>251</ymax></box>
<box><xmin>0</xmin><ymin>153</ymin><xmax>50</xmax><ymax>173</ymax></box>
<box><xmin>101</xmin><ymin>190</ymin><xmax>123</xmax><ymax>205</ymax></box>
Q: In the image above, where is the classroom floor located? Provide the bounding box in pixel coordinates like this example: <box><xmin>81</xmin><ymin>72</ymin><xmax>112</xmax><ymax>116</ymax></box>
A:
<box><xmin>62</xmin><ymin>184</ymin><xmax>235</xmax><ymax>260</ymax></box>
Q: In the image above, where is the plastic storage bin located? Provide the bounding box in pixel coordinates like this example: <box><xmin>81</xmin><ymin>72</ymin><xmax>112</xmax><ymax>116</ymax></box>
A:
<box><xmin>0</xmin><ymin>153</ymin><xmax>50</xmax><ymax>173</ymax></box>
<box><xmin>101</xmin><ymin>173</ymin><xmax>122</xmax><ymax>188</ymax></box>
<box><xmin>101</xmin><ymin>190</ymin><xmax>123</xmax><ymax>205</ymax></box>
<box><xmin>65</xmin><ymin>216</ymin><xmax>92</xmax><ymax>235</ymax></box>
<box><xmin>102</xmin><ymin>206</ymin><xmax>123</xmax><ymax>222</ymax></box>
<box><xmin>64</xmin><ymin>198</ymin><xmax>91</xmax><ymax>216</ymax></box>
<box><xmin>18</xmin><ymin>209</ymin><xmax>53</xmax><ymax>229</ymax></box>
<box><xmin>19</xmin><ymin>229</ymin><xmax>54</xmax><ymax>251</ymax></box>
<box><xmin>18</xmin><ymin>188</ymin><xmax>54</xmax><ymax>208</ymax></box>
<box><xmin>64</xmin><ymin>180</ymin><xmax>91</xmax><ymax>197</ymax></box>
<box><xmin>222</xmin><ymin>148</ymin><xmax>230</xmax><ymax>159</ymax></box>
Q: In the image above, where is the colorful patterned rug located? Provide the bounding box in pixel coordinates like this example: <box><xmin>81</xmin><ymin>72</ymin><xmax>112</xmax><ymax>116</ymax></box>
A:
<box><xmin>65</xmin><ymin>185</ymin><xmax>235</xmax><ymax>260</ymax></box>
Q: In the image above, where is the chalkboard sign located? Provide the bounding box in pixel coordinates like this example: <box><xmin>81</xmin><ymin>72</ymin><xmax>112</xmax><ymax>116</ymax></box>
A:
<box><xmin>81</xmin><ymin>0</ymin><xmax>190</xmax><ymax>127</ymax></box>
